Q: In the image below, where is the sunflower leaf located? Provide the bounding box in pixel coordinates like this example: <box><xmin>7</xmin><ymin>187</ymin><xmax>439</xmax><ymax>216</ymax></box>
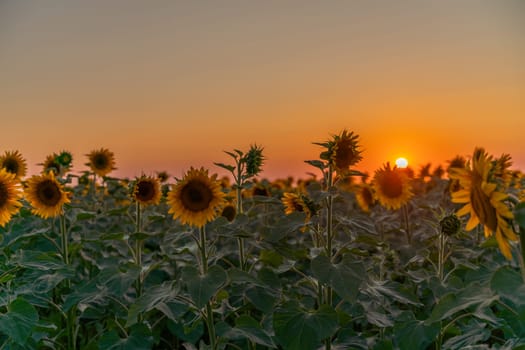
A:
<box><xmin>304</xmin><ymin>160</ymin><xmax>326</xmax><ymax>170</ymax></box>
<box><xmin>213</xmin><ymin>162</ymin><xmax>235</xmax><ymax>172</ymax></box>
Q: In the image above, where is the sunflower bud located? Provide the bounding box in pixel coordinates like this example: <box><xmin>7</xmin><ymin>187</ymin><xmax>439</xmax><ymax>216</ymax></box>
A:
<box><xmin>440</xmin><ymin>214</ymin><xmax>461</xmax><ymax>236</ymax></box>
<box><xmin>56</xmin><ymin>151</ymin><xmax>73</xmax><ymax>169</ymax></box>
<box><xmin>221</xmin><ymin>204</ymin><xmax>236</xmax><ymax>222</ymax></box>
<box><xmin>244</xmin><ymin>144</ymin><xmax>264</xmax><ymax>178</ymax></box>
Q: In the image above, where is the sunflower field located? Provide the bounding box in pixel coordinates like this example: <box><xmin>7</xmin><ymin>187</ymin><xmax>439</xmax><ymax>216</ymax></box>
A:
<box><xmin>1</xmin><ymin>132</ymin><xmax>525</xmax><ymax>350</ymax></box>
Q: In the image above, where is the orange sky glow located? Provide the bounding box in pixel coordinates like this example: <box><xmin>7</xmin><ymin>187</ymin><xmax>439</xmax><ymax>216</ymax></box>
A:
<box><xmin>1</xmin><ymin>1</ymin><xmax>524</xmax><ymax>180</ymax></box>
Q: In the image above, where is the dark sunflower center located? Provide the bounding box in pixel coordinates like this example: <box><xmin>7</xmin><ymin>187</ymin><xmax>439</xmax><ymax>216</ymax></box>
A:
<box><xmin>36</xmin><ymin>180</ymin><xmax>62</xmax><ymax>206</ymax></box>
<box><xmin>380</xmin><ymin>172</ymin><xmax>403</xmax><ymax>198</ymax></box>
<box><xmin>294</xmin><ymin>201</ymin><xmax>305</xmax><ymax>212</ymax></box>
<box><xmin>0</xmin><ymin>182</ymin><xmax>8</xmax><ymax>208</ymax></box>
<box><xmin>470</xmin><ymin>175</ymin><xmax>498</xmax><ymax>232</ymax></box>
<box><xmin>253</xmin><ymin>187</ymin><xmax>269</xmax><ymax>196</ymax></box>
<box><xmin>180</xmin><ymin>180</ymin><xmax>213</xmax><ymax>212</ymax></box>
<box><xmin>335</xmin><ymin>140</ymin><xmax>357</xmax><ymax>169</ymax></box>
<box><xmin>221</xmin><ymin>205</ymin><xmax>236</xmax><ymax>221</ymax></box>
<box><xmin>3</xmin><ymin>159</ymin><xmax>19</xmax><ymax>174</ymax></box>
<box><xmin>93</xmin><ymin>154</ymin><xmax>109</xmax><ymax>169</ymax></box>
<box><xmin>136</xmin><ymin>181</ymin><xmax>155</xmax><ymax>202</ymax></box>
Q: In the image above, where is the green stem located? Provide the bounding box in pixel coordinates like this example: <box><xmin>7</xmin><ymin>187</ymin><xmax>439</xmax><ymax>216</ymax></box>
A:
<box><xmin>135</xmin><ymin>202</ymin><xmax>143</xmax><ymax>299</ymax></box>
<box><xmin>237</xmin><ymin>237</ymin><xmax>245</xmax><ymax>271</ymax></box>
<box><xmin>60</xmin><ymin>214</ymin><xmax>76</xmax><ymax>350</ymax></box>
<box><xmin>403</xmin><ymin>205</ymin><xmax>411</xmax><ymax>244</ymax></box>
<box><xmin>438</xmin><ymin>232</ymin><xmax>446</xmax><ymax>282</ymax></box>
<box><xmin>236</xmin><ymin>159</ymin><xmax>243</xmax><ymax>215</ymax></box>
<box><xmin>199</xmin><ymin>226</ymin><xmax>217</xmax><ymax>349</ymax></box>
<box><xmin>325</xmin><ymin>168</ymin><xmax>333</xmax><ymax>350</ymax></box>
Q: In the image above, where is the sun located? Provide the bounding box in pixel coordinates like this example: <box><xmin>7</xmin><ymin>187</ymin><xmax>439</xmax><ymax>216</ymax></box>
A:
<box><xmin>395</xmin><ymin>157</ymin><xmax>408</xmax><ymax>168</ymax></box>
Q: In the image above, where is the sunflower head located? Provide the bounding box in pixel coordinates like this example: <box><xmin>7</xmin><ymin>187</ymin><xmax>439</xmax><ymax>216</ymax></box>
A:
<box><xmin>449</xmin><ymin>147</ymin><xmax>517</xmax><ymax>259</ymax></box>
<box><xmin>244</xmin><ymin>144</ymin><xmax>265</xmax><ymax>178</ymax></box>
<box><xmin>40</xmin><ymin>154</ymin><xmax>64</xmax><ymax>176</ymax></box>
<box><xmin>156</xmin><ymin>171</ymin><xmax>170</xmax><ymax>183</ymax></box>
<box><xmin>0</xmin><ymin>168</ymin><xmax>23</xmax><ymax>227</ymax></box>
<box><xmin>323</xmin><ymin>130</ymin><xmax>363</xmax><ymax>173</ymax></box>
<box><xmin>372</xmin><ymin>163</ymin><xmax>413</xmax><ymax>210</ymax></box>
<box><xmin>221</xmin><ymin>204</ymin><xmax>237</xmax><ymax>222</ymax></box>
<box><xmin>132</xmin><ymin>175</ymin><xmax>161</xmax><ymax>206</ymax></box>
<box><xmin>86</xmin><ymin>148</ymin><xmax>116</xmax><ymax>177</ymax></box>
<box><xmin>439</xmin><ymin>214</ymin><xmax>461</xmax><ymax>236</ymax></box>
<box><xmin>354</xmin><ymin>183</ymin><xmax>375</xmax><ymax>213</ymax></box>
<box><xmin>167</xmin><ymin>167</ymin><xmax>226</xmax><ymax>227</ymax></box>
<box><xmin>56</xmin><ymin>150</ymin><xmax>73</xmax><ymax>170</ymax></box>
<box><xmin>0</xmin><ymin>150</ymin><xmax>27</xmax><ymax>179</ymax></box>
<box><xmin>25</xmin><ymin>172</ymin><xmax>70</xmax><ymax>219</ymax></box>
<box><xmin>282</xmin><ymin>192</ymin><xmax>317</xmax><ymax>232</ymax></box>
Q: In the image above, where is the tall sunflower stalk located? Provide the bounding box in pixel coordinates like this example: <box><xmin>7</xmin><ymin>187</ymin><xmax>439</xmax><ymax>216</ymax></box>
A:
<box><xmin>25</xmin><ymin>173</ymin><xmax>75</xmax><ymax>349</ymax></box>
<box><xmin>307</xmin><ymin>130</ymin><xmax>362</xmax><ymax>350</ymax></box>
<box><xmin>167</xmin><ymin>167</ymin><xmax>226</xmax><ymax>348</ymax></box>
<box><xmin>215</xmin><ymin>144</ymin><xmax>264</xmax><ymax>270</ymax></box>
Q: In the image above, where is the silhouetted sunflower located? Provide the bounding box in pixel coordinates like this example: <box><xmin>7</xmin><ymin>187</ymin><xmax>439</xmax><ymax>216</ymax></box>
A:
<box><xmin>449</xmin><ymin>147</ymin><xmax>516</xmax><ymax>259</ymax></box>
<box><xmin>86</xmin><ymin>148</ymin><xmax>116</xmax><ymax>177</ymax></box>
<box><xmin>0</xmin><ymin>150</ymin><xmax>27</xmax><ymax>179</ymax></box>
<box><xmin>133</xmin><ymin>175</ymin><xmax>161</xmax><ymax>206</ymax></box>
<box><xmin>0</xmin><ymin>169</ymin><xmax>23</xmax><ymax>226</ymax></box>
<box><xmin>372</xmin><ymin>163</ymin><xmax>413</xmax><ymax>210</ymax></box>
<box><xmin>167</xmin><ymin>167</ymin><xmax>225</xmax><ymax>227</ymax></box>
<box><xmin>56</xmin><ymin>150</ymin><xmax>73</xmax><ymax>171</ymax></box>
<box><xmin>330</xmin><ymin>130</ymin><xmax>362</xmax><ymax>173</ymax></box>
<box><xmin>354</xmin><ymin>183</ymin><xmax>375</xmax><ymax>213</ymax></box>
<box><xmin>25</xmin><ymin>172</ymin><xmax>70</xmax><ymax>219</ymax></box>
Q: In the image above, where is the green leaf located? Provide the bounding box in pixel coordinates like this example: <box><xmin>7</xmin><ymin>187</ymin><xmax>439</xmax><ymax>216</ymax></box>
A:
<box><xmin>126</xmin><ymin>281</ymin><xmax>178</xmax><ymax>327</ymax></box>
<box><xmin>311</xmin><ymin>254</ymin><xmax>365</xmax><ymax>302</ymax></box>
<box><xmin>228</xmin><ymin>268</ymin><xmax>266</xmax><ymax>287</ymax></box>
<box><xmin>491</xmin><ymin>265</ymin><xmax>525</xmax><ymax>306</ymax></box>
<box><xmin>304</xmin><ymin>160</ymin><xmax>326</xmax><ymax>170</ymax></box>
<box><xmin>213</xmin><ymin>162</ymin><xmax>235</xmax><ymax>172</ymax></box>
<box><xmin>98</xmin><ymin>324</ymin><xmax>154</xmax><ymax>350</ymax></box>
<box><xmin>363</xmin><ymin>279</ymin><xmax>422</xmax><ymax>306</ymax></box>
<box><xmin>182</xmin><ymin>265</ymin><xmax>228</xmax><ymax>308</ymax></box>
<box><xmin>217</xmin><ymin>315</ymin><xmax>277</xmax><ymax>348</ymax></box>
<box><xmin>0</xmin><ymin>297</ymin><xmax>39</xmax><ymax>345</ymax></box>
<box><xmin>76</xmin><ymin>211</ymin><xmax>96</xmax><ymax>220</ymax></box>
<box><xmin>442</xmin><ymin>323</ymin><xmax>490</xmax><ymax>348</ymax></box>
<box><xmin>393</xmin><ymin>317</ymin><xmax>440</xmax><ymax>350</ymax></box>
<box><xmin>273</xmin><ymin>303</ymin><xmax>338</xmax><ymax>350</ymax></box>
<box><xmin>245</xmin><ymin>286</ymin><xmax>277</xmax><ymax>314</ymax></box>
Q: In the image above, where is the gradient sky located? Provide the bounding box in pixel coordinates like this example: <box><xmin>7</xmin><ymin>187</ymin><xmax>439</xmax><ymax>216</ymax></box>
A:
<box><xmin>1</xmin><ymin>1</ymin><xmax>524</xmax><ymax>180</ymax></box>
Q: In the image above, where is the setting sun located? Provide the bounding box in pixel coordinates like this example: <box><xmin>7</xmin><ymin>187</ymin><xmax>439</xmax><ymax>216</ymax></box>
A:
<box><xmin>395</xmin><ymin>157</ymin><xmax>409</xmax><ymax>168</ymax></box>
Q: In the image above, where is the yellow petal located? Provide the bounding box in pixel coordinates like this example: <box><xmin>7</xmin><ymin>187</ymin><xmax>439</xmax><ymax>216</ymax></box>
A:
<box><xmin>456</xmin><ymin>204</ymin><xmax>472</xmax><ymax>218</ymax></box>
<box><xmin>465</xmin><ymin>214</ymin><xmax>480</xmax><ymax>231</ymax></box>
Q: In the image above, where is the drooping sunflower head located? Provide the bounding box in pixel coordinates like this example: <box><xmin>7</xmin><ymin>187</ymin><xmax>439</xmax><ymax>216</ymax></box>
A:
<box><xmin>86</xmin><ymin>148</ymin><xmax>116</xmax><ymax>177</ymax></box>
<box><xmin>449</xmin><ymin>147</ymin><xmax>517</xmax><ymax>259</ymax></box>
<box><xmin>354</xmin><ymin>183</ymin><xmax>375</xmax><ymax>213</ymax></box>
<box><xmin>492</xmin><ymin>153</ymin><xmax>513</xmax><ymax>186</ymax></box>
<box><xmin>132</xmin><ymin>175</ymin><xmax>161</xmax><ymax>206</ymax></box>
<box><xmin>167</xmin><ymin>167</ymin><xmax>226</xmax><ymax>227</ymax></box>
<box><xmin>0</xmin><ymin>150</ymin><xmax>27</xmax><ymax>179</ymax></box>
<box><xmin>25</xmin><ymin>172</ymin><xmax>70</xmax><ymax>219</ymax></box>
<box><xmin>221</xmin><ymin>203</ymin><xmax>237</xmax><ymax>222</ymax></box>
<box><xmin>372</xmin><ymin>163</ymin><xmax>413</xmax><ymax>210</ymax></box>
<box><xmin>439</xmin><ymin>214</ymin><xmax>461</xmax><ymax>236</ymax></box>
<box><xmin>326</xmin><ymin>130</ymin><xmax>362</xmax><ymax>173</ymax></box>
<box><xmin>0</xmin><ymin>168</ymin><xmax>23</xmax><ymax>227</ymax></box>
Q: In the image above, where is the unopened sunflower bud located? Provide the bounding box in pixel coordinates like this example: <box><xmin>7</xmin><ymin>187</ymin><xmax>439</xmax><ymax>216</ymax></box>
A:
<box><xmin>245</xmin><ymin>144</ymin><xmax>264</xmax><ymax>177</ymax></box>
<box><xmin>440</xmin><ymin>214</ymin><xmax>461</xmax><ymax>236</ymax></box>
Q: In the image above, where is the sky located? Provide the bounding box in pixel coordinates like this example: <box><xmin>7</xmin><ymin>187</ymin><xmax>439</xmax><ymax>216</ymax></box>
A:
<box><xmin>1</xmin><ymin>1</ymin><xmax>524</xmax><ymax>180</ymax></box>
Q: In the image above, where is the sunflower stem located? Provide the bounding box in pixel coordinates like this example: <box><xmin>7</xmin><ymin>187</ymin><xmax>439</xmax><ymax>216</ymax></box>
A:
<box><xmin>135</xmin><ymin>202</ymin><xmax>143</xmax><ymax>300</ymax></box>
<box><xmin>324</xmin><ymin>167</ymin><xmax>334</xmax><ymax>350</ymax></box>
<box><xmin>237</xmin><ymin>237</ymin><xmax>246</xmax><ymax>271</ymax></box>
<box><xmin>437</xmin><ymin>232</ymin><xmax>447</xmax><ymax>282</ymax></box>
<box><xmin>403</xmin><ymin>204</ymin><xmax>411</xmax><ymax>244</ymax></box>
<box><xmin>199</xmin><ymin>226</ymin><xmax>217</xmax><ymax>349</ymax></box>
<box><xmin>60</xmin><ymin>214</ymin><xmax>76</xmax><ymax>350</ymax></box>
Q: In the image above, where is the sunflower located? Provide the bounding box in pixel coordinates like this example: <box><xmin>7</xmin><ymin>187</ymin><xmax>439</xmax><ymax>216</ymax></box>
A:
<box><xmin>86</xmin><ymin>148</ymin><xmax>116</xmax><ymax>177</ymax></box>
<box><xmin>56</xmin><ymin>150</ymin><xmax>73</xmax><ymax>171</ymax></box>
<box><xmin>329</xmin><ymin>130</ymin><xmax>362</xmax><ymax>173</ymax></box>
<box><xmin>372</xmin><ymin>163</ymin><xmax>413</xmax><ymax>210</ymax></box>
<box><xmin>25</xmin><ymin>172</ymin><xmax>70</xmax><ymax>219</ymax></box>
<box><xmin>354</xmin><ymin>183</ymin><xmax>375</xmax><ymax>213</ymax></box>
<box><xmin>41</xmin><ymin>154</ymin><xmax>63</xmax><ymax>176</ymax></box>
<box><xmin>0</xmin><ymin>150</ymin><xmax>27</xmax><ymax>179</ymax></box>
<box><xmin>132</xmin><ymin>175</ymin><xmax>161</xmax><ymax>206</ymax></box>
<box><xmin>282</xmin><ymin>192</ymin><xmax>316</xmax><ymax>231</ymax></box>
<box><xmin>449</xmin><ymin>147</ymin><xmax>517</xmax><ymax>259</ymax></box>
<box><xmin>0</xmin><ymin>169</ymin><xmax>23</xmax><ymax>227</ymax></box>
<box><xmin>167</xmin><ymin>167</ymin><xmax>226</xmax><ymax>227</ymax></box>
